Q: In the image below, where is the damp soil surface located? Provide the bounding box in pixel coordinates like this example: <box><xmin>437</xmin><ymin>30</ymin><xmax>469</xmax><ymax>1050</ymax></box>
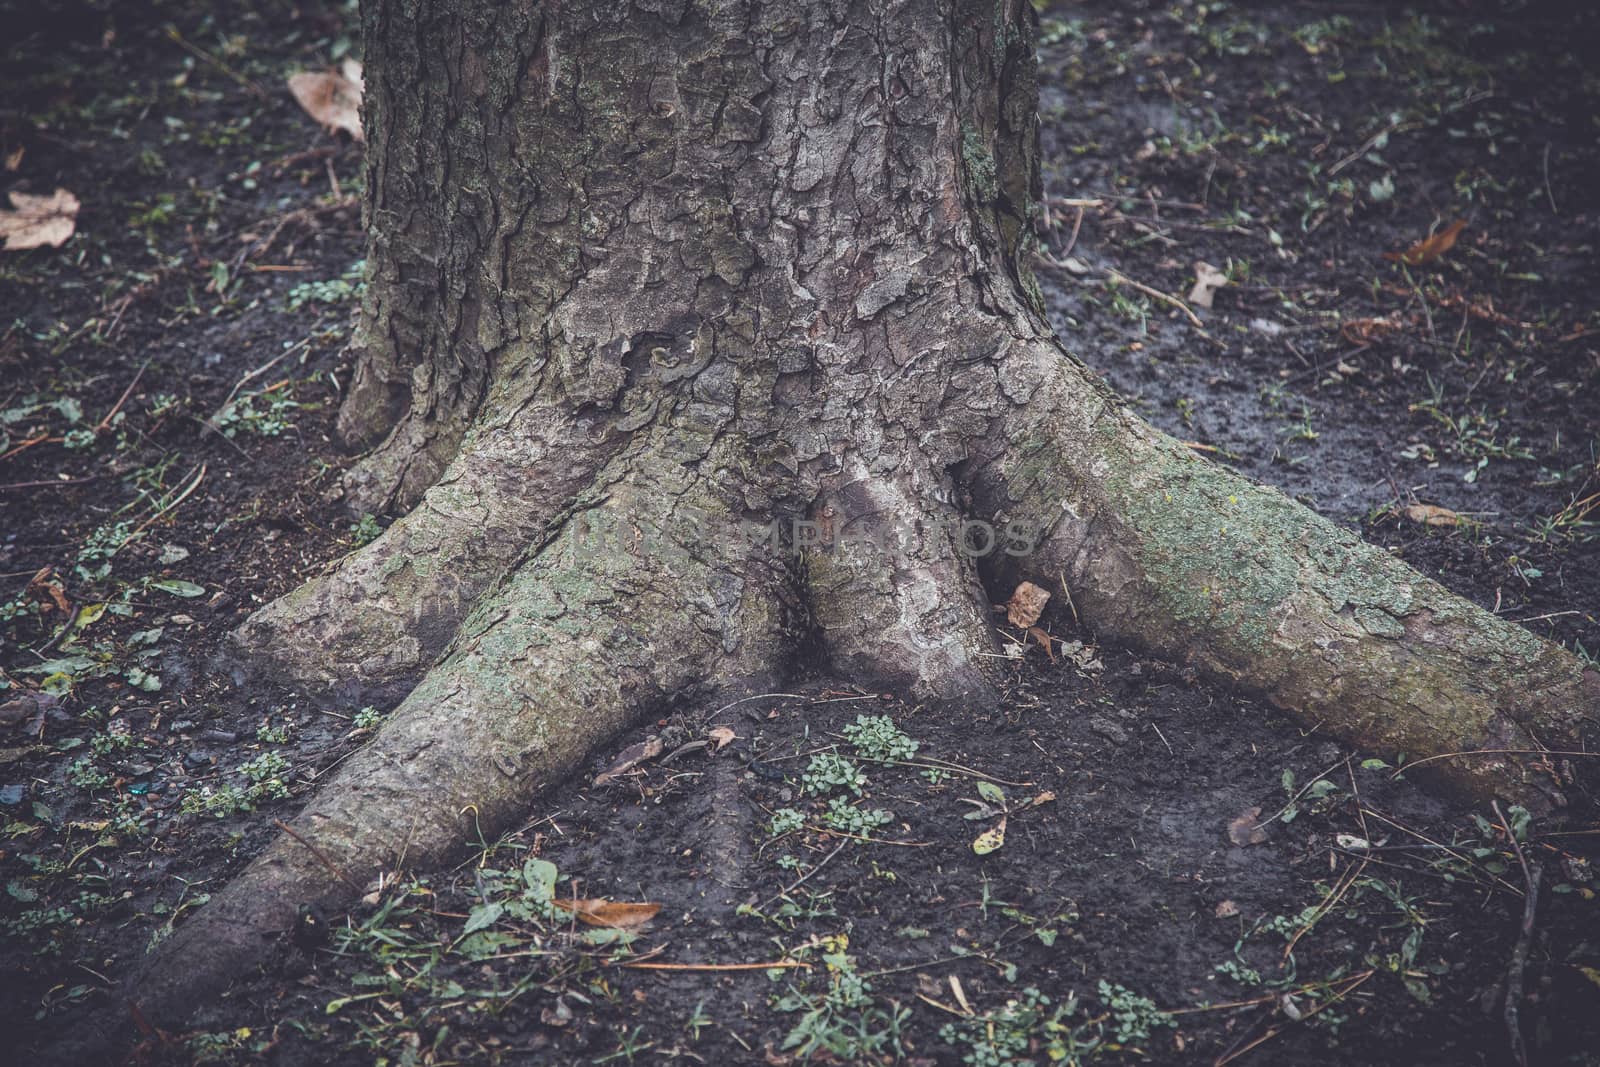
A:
<box><xmin>2</xmin><ymin>1</ymin><xmax>1598</xmax><ymax>1065</ymax></box>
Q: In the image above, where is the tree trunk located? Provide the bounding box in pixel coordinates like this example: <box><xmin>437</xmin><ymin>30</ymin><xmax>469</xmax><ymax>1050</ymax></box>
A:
<box><xmin>100</xmin><ymin>0</ymin><xmax>1594</xmax><ymax>1045</ymax></box>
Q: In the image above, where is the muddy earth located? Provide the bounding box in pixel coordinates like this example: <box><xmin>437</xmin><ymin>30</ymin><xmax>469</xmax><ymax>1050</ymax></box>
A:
<box><xmin>2</xmin><ymin>1</ymin><xmax>1597</xmax><ymax>1064</ymax></box>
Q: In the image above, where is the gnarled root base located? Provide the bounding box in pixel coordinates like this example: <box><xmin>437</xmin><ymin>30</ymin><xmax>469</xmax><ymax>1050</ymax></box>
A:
<box><xmin>123</xmin><ymin>447</ymin><xmax>802</xmax><ymax>1036</ymax></box>
<box><xmin>89</xmin><ymin>0</ymin><xmax>1597</xmax><ymax>1049</ymax></box>
<box><xmin>107</xmin><ymin>337</ymin><xmax>1597</xmax><ymax>1050</ymax></box>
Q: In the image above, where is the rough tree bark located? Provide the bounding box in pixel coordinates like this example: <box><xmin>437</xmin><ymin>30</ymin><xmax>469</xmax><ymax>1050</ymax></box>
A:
<box><xmin>107</xmin><ymin>0</ymin><xmax>1594</xmax><ymax>1044</ymax></box>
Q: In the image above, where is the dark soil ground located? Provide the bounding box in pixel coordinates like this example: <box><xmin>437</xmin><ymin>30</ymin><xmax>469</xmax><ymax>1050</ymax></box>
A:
<box><xmin>2</xmin><ymin>1</ymin><xmax>1597</xmax><ymax>1064</ymax></box>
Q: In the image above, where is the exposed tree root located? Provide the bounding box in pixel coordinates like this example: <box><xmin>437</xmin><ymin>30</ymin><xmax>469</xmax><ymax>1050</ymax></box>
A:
<box><xmin>123</xmin><ymin>460</ymin><xmax>790</xmax><ymax>1032</ymax></box>
<box><xmin>698</xmin><ymin>755</ymin><xmax>755</xmax><ymax>894</ymax></box>
<box><xmin>808</xmin><ymin>463</ymin><xmax>1001</xmax><ymax>706</ymax></box>
<box><xmin>234</xmin><ymin>386</ymin><xmax>620</xmax><ymax>694</ymax></box>
<box><xmin>110</xmin><ymin>349</ymin><xmax>1591</xmax><ymax>1042</ymax></box>
<box><xmin>979</xmin><ymin>346</ymin><xmax>1600</xmax><ymax>807</ymax></box>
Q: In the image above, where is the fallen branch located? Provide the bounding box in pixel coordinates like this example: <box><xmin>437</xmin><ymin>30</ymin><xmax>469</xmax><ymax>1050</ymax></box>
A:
<box><xmin>164</xmin><ymin>26</ymin><xmax>270</xmax><ymax>99</ymax></box>
<box><xmin>1361</xmin><ymin>806</ymin><xmax>1522</xmax><ymax>896</ymax></box>
<box><xmin>109</xmin><ymin>464</ymin><xmax>207</xmax><ymax>560</ymax></box>
<box><xmin>208</xmin><ymin>336</ymin><xmax>315</xmax><ymax>429</ymax></box>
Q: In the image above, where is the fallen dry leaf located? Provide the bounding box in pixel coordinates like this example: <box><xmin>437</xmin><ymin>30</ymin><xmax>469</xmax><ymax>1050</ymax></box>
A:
<box><xmin>1187</xmin><ymin>261</ymin><xmax>1229</xmax><ymax>309</ymax></box>
<box><xmin>707</xmin><ymin>725</ymin><xmax>736</xmax><ymax>751</ymax></box>
<box><xmin>25</xmin><ymin>567</ymin><xmax>70</xmax><ymax>616</ymax></box>
<box><xmin>0</xmin><ymin>188</ymin><xmax>80</xmax><ymax>250</ymax></box>
<box><xmin>592</xmin><ymin>735</ymin><xmax>664</xmax><ymax>786</ymax></box>
<box><xmin>1339</xmin><ymin>314</ymin><xmax>1404</xmax><ymax>344</ymax></box>
<box><xmin>1433</xmin><ymin>291</ymin><xmax>1532</xmax><ymax>331</ymax></box>
<box><xmin>1</xmin><ymin>690</ymin><xmax>56</xmax><ymax>729</ymax></box>
<box><xmin>1383</xmin><ymin>219</ymin><xmax>1467</xmax><ymax>266</ymax></box>
<box><xmin>4</xmin><ymin>146</ymin><xmax>23</xmax><ymax>172</ymax></box>
<box><xmin>949</xmin><ymin>975</ymin><xmax>973</xmax><ymax>1015</ymax></box>
<box><xmin>972</xmin><ymin>817</ymin><xmax>1006</xmax><ymax>855</ymax></box>
<box><xmin>553</xmin><ymin>898</ymin><xmax>662</xmax><ymax>929</ymax></box>
<box><xmin>287</xmin><ymin>59</ymin><xmax>364</xmax><ymax>142</ymax></box>
<box><xmin>1004</xmin><ymin>580</ymin><xmax>1051</xmax><ymax>628</ymax></box>
<box><xmin>1026</xmin><ymin>625</ymin><xmax>1055</xmax><ymax>663</ymax></box>
<box><xmin>1227</xmin><ymin>806</ymin><xmax>1269</xmax><ymax>847</ymax></box>
<box><xmin>1403</xmin><ymin>503</ymin><xmax>1460</xmax><ymax>527</ymax></box>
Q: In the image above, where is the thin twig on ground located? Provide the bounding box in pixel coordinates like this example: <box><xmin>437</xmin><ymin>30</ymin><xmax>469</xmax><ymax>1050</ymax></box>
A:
<box><xmin>619</xmin><ymin>959</ymin><xmax>809</xmax><ymax>972</ymax></box>
<box><xmin>1494</xmin><ymin>800</ymin><xmax>1542</xmax><ymax>1067</ymax></box>
<box><xmin>95</xmin><ymin>357</ymin><xmax>152</xmax><ymax>434</ymax></box>
<box><xmin>1104</xmin><ymin>267</ymin><xmax>1206</xmax><ymax>330</ymax></box>
<box><xmin>762</xmin><ymin>840</ymin><xmax>846</xmax><ymax>909</ymax></box>
<box><xmin>274</xmin><ymin>818</ymin><xmax>362</xmax><ymax>892</ymax></box>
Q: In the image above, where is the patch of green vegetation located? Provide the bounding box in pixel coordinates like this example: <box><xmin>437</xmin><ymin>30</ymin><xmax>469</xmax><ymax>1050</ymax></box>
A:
<box><xmin>1293</xmin><ymin>15</ymin><xmax>1354</xmax><ymax>55</ymax></box>
<box><xmin>349</xmin><ymin>512</ymin><xmax>382</xmax><ymax>546</ymax></box>
<box><xmin>774</xmin><ymin>936</ymin><xmax>910</xmax><ymax>1062</ymax></box>
<box><xmin>127</xmin><ymin>193</ymin><xmax>180</xmax><ymax>231</ymax></box>
<box><xmin>1213</xmin><ymin>959</ymin><xmax>1262</xmax><ymax>986</ymax></box>
<box><xmin>212</xmin><ymin>388</ymin><xmax>299</xmax><ymax>438</ymax></box>
<box><xmin>311</xmin><ymin>853</ymin><xmax>682</xmax><ymax>1057</ymax></box>
<box><xmin>1410</xmin><ymin>374</ymin><xmax>1534</xmax><ymax>483</ymax></box>
<box><xmin>255</xmin><ymin>720</ymin><xmax>293</xmax><ymax>744</ymax></box>
<box><xmin>940</xmin><ymin>986</ymin><xmax>1098</xmax><ymax>1067</ymax></box>
<box><xmin>801</xmin><ymin>753</ymin><xmax>866</xmax><ymax>797</ymax></box>
<box><xmin>180</xmin><ymin>752</ymin><xmax>292</xmax><ymax>819</ymax></box>
<box><xmin>75</xmin><ymin>520</ymin><xmax>136</xmax><ymax>582</ymax></box>
<box><xmin>66</xmin><ymin>757</ymin><xmax>113</xmax><ymax>792</ymax></box>
<box><xmin>768</xmin><ymin>807</ymin><xmax>806</xmax><ymax>836</ymax></box>
<box><xmin>285</xmin><ymin>260</ymin><xmax>365</xmax><ymax>312</ymax></box>
<box><xmin>185</xmin><ymin>1026</ymin><xmax>271</xmax><ymax>1065</ymax></box>
<box><xmin>1098</xmin><ymin>980</ymin><xmax>1173</xmax><ymax>1045</ymax></box>
<box><xmin>999</xmin><ymin>901</ymin><xmax>1077</xmax><ymax>947</ymax></box>
<box><xmin>322</xmin><ymin>880</ymin><xmax>488</xmax><ymax>1031</ymax></box>
<box><xmin>821</xmin><ymin>797</ymin><xmax>893</xmax><ymax>837</ymax></box>
<box><xmin>1038</xmin><ymin>15</ymin><xmax>1086</xmax><ymax>48</ymax></box>
<box><xmin>1278</xmin><ymin>767</ymin><xmax>1340</xmax><ymax>824</ymax></box>
<box><xmin>3</xmin><ymin>903</ymin><xmax>78</xmax><ymax>941</ymax></box>
<box><xmin>841</xmin><ymin>714</ymin><xmax>918</xmax><ymax>761</ymax></box>
<box><xmin>1103</xmin><ymin>280</ymin><xmax>1150</xmax><ymax>331</ymax></box>
<box><xmin>88</xmin><ymin>724</ymin><xmax>137</xmax><ymax>759</ymax></box>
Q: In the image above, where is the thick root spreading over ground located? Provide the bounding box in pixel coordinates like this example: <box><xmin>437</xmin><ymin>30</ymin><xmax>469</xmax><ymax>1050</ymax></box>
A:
<box><xmin>130</xmin><ymin>447</ymin><xmax>793</xmax><ymax>1029</ymax></box>
<box><xmin>981</xmin><ymin>361</ymin><xmax>1600</xmax><ymax>807</ymax></box>
<box><xmin>124</xmin><ymin>328</ymin><xmax>1595</xmax><ymax>1036</ymax></box>
<box><xmin>234</xmin><ymin>379</ymin><xmax>621</xmax><ymax>695</ymax></box>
